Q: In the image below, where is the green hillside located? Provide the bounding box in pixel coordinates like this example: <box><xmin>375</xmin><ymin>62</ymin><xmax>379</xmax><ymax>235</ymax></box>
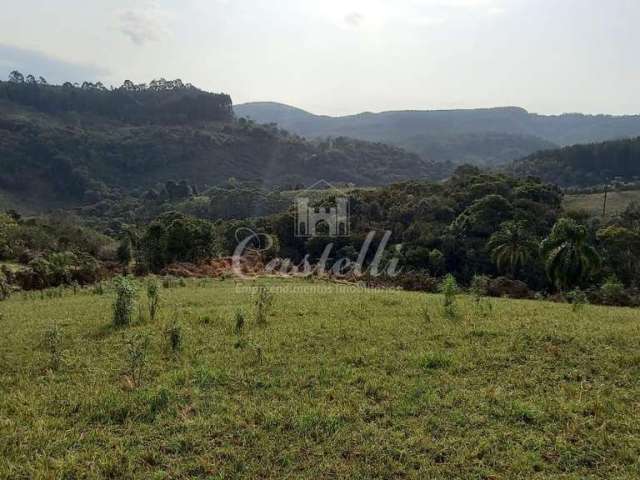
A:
<box><xmin>512</xmin><ymin>137</ymin><xmax>640</xmax><ymax>187</ymax></box>
<box><xmin>0</xmin><ymin>80</ymin><xmax>449</xmax><ymax>212</ymax></box>
<box><xmin>2</xmin><ymin>277</ymin><xmax>640</xmax><ymax>478</ymax></box>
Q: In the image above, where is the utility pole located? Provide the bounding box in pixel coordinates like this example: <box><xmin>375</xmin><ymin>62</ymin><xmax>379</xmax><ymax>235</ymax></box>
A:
<box><xmin>602</xmin><ymin>184</ymin><xmax>609</xmax><ymax>218</ymax></box>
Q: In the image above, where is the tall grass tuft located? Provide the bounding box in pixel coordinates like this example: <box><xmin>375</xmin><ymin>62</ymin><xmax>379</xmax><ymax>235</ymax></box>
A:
<box><xmin>234</xmin><ymin>309</ymin><xmax>245</xmax><ymax>336</ymax></box>
<box><xmin>440</xmin><ymin>274</ymin><xmax>459</xmax><ymax>319</ymax></box>
<box><xmin>255</xmin><ymin>286</ymin><xmax>274</xmax><ymax>326</ymax></box>
<box><xmin>147</xmin><ymin>278</ymin><xmax>160</xmax><ymax>322</ymax></box>
<box><xmin>93</xmin><ymin>282</ymin><xmax>105</xmax><ymax>295</ymax></box>
<box><xmin>421</xmin><ymin>294</ymin><xmax>432</xmax><ymax>323</ymax></box>
<box><xmin>42</xmin><ymin>323</ymin><xmax>63</xmax><ymax>371</ymax></box>
<box><xmin>165</xmin><ymin>320</ymin><xmax>183</xmax><ymax>354</ymax></box>
<box><xmin>113</xmin><ymin>276</ymin><xmax>138</xmax><ymax>327</ymax></box>
<box><xmin>125</xmin><ymin>333</ymin><xmax>150</xmax><ymax>387</ymax></box>
<box><xmin>0</xmin><ymin>271</ymin><xmax>10</xmax><ymax>301</ymax></box>
<box><xmin>568</xmin><ymin>288</ymin><xmax>589</xmax><ymax>312</ymax></box>
<box><xmin>470</xmin><ymin>274</ymin><xmax>490</xmax><ymax>303</ymax></box>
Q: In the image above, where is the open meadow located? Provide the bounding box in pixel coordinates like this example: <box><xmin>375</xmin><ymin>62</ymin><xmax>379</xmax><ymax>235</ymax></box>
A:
<box><xmin>564</xmin><ymin>189</ymin><xmax>640</xmax><ymax>217</ymax></box>
<box><xmin>2</xmin><ymin>277</ymin><xmax>640</xmax><ymax>479</ymax></box>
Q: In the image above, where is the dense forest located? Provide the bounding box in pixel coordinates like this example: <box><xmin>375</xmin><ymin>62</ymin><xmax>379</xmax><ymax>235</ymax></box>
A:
<box><xmin>0</xmin><ymin>75</ymin><xmax>449</xmax><ymax>211</ymax></box>
<box><xmin>0</xmin><ymin>71</ymin><xmax>233</xmax><ymax>124</ymax></box>
<box><xmin>3</xmin><ymin>166</ymin><xmax>640</xmax><ymax>307</ymax></box>
<box><xmin>511</xmin><ymin>137</ymin><xmax>640</xmax><ymax>187</ymax></box>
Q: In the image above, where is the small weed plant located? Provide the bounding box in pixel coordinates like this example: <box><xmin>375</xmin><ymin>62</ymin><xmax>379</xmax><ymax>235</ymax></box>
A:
<box><xmin>440</xmin><ymin>274</ymin><xmax>459</xmax><ymax>319</ymax></box>
<box><xmin>165</xmin><ymin>320</ymin><xmax>183</xmax><ymax>354</ymax></box>
<box><xmin>125</xmin><ymin>333</ymin><xmax>150</xmax><ymax>387</ymax></box>
<box><xmin>42</xmin><ymin>323</ymin><xmax>63</xmax><ymax>370</ymax></box>
<box><xmin>255</xmin><ymin>286</ymin><xmax>274</xmax><ymax>326</ymax></box>
<box><xmin>147</xmin><ymin>278</ymin><xmax>160</xmax><ymax>322</ymax></box>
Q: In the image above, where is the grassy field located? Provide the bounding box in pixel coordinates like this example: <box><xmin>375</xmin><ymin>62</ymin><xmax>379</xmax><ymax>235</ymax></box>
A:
<box><xmin>564</xmin><ymin>189</ymin><xmax>640</xmax><ymax>217</ymax></box>
<box><xmin>2</xmin><ymin>278</ymin><xmax>640</xmax><ymax>479</ymax></box>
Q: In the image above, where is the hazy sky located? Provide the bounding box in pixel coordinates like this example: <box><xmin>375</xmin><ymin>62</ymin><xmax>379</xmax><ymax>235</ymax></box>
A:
<box><xmin>1</xmin><ymin>0</ymin><xmax>639</xmax><ymax>116</ymax></box>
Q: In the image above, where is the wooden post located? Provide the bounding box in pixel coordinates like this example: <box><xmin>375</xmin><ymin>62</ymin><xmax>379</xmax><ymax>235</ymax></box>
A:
<box><xmin>602</xmin><ymin>184</ymin><xmax>608</xmax><ymax>218</ymax></box>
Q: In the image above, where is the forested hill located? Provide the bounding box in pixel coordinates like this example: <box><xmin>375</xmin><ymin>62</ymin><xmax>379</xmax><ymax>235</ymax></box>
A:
<box><xmin>1</xmin><ymin>74</ymin><xmax>234</xmax><ymax>124</ymax></box>
<box><xmin>0</xmin><ymin>76</ymin><xmax>449</xmax><ymax>212</ymax></box>
<box><xmin>511</xmin><ymin>137</ymin><xmax>640</xmax><ymax>187</ymax></box>
<box><xmin>235</xmin><ymin>102</ymin><xmax>640</xmax><ymax>167</ymax></box>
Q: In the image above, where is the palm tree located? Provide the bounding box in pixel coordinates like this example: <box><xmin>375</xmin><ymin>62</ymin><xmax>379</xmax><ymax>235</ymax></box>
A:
<box><xmin>487</xmin><ymin>221</ymin><xmax>538</xmax><ymax>278</ymax></box>
<box><xmin>541</xmin><ymin>218</ymin><xmax>601</xmax><ymax>291</ymax></box>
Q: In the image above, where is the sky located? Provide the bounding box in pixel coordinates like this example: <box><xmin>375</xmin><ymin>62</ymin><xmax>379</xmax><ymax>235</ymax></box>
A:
<box><xmin>1</xmin><ymin>0</ymin><xmax>639</xmax><ymax>116</ymax></box>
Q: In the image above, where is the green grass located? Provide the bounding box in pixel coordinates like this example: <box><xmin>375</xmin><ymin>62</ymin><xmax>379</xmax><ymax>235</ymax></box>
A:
<box><xmin>2</xmin><ymin>277</ymin><xmax>640</xmax><ymax>478</ymax></box>
<box><xmin>564</xmin><ymin>189</ymin><xmax>640</xmax><ymax>217</ymax></box>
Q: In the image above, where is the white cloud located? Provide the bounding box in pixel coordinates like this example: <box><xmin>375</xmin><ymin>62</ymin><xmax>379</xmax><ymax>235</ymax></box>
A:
<box><xmin>115</xmin><ymin>3</ymin><xmax>173</xmax><ymax>46</ymax></box>
<box><xmin>344</xmin><ymin>11</ymin><xmax>365</xmax><ymax>28</ymax></box>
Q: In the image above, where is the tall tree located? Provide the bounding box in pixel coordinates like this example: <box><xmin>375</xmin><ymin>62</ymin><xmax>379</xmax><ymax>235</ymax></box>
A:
<box><xmin>487</xmin><ymin>221</ymin><xmax>538</xmax><ymax>278</ymax></box>
<box><xmin>8</xmin><ymin>70</ymin><xmax>24</xmax><ymax>83</ymax></box>
<box><xmin>596</xmin><ymin>225</ymin><xmax>640</xmax><ymax>287</ymax></box>
<box><xmin>541</xmin><ymin>218</ymin><xmax>601</xmax><ymax>291</ymax></box>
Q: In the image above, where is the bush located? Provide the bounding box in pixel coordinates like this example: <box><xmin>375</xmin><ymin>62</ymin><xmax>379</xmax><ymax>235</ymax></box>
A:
<box><xmin>487</xmin><ymin>277</ymin><xmax>532</xmax><ymax>299</ymax></box>
<box><xmin>255</xmin><ymin>286</ymin><xmax>273</xmax><ymax>326</ymax></box>
<box><xmin>0</xmin><ymin>271</ymin><xmax>10</xmax><ymax>301</ymax></box>
<box><xmin>362</xmin><ymin>271</ymin><xmax>439</xmax><ymax>292</ymax></box>
<box><xmin>165</xmin><ymin>320</ymin><xmax>183</xmax><ymax>353</ymax></box>
<box><xmin>599</xmin><ymin>276</ymin><xmax>628</xmax><ymax>306</ymax></box>
<box><xmin>147</xmin><ymin>278</ymin><xmax>160</xmax><ymax>322</ymax></box>
<box><xmin>234</xmin><ymin>309</ymin><xmax>245</xmax><ymax>336</ymax></box>
<box><xmin>113</xmin><ymin>276</ymin><xmax>138</xmax><ymax>327</ymax></box>
<box><xmin>42</xmin><ymin>323</ymin><xmax>63</xmax><ymax>370</ymax></box>
<box><xmin>470</xmin><ymin>274</ymin><xmax>491</xmax><ymax>301</ymax></box>
<box><xmin>567</xmin><ymin>288</ymin><xmax>589</xmax><ymax>311</ymax></box>
<box><xmin>440</xmin><ymin>274</ymin><xmax>458</xmax><ymax>319</ymax></box>
<box><xmin>124</xmin><ymin>333</ymin><xmax>150</xmax><ymax>387</ymax></box>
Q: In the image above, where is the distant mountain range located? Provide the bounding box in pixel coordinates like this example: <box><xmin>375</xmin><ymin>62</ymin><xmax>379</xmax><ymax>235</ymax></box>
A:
<box><xmin>235</xmin><ymin>102</ymin><xmax>640</xmax><ymax>167</ymax></box>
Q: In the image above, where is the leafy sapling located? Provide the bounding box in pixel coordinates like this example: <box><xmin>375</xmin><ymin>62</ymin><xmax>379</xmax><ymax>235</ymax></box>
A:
<box><xmin>147</xmin><ymin>278</ymin><xmax>160</xmax><ymax>322</ymax></box>
<box><xmin>113</xmin><ymin>276</ymin><xmax>138</xmax><ymax>327</ymax></box>
<box><xmin>255</xmin><ymin>286</ymin><xmax>274</xmax><ymax>326</ymax></box>
<box><xmin>42</xmin><ymin>323</ymin><xmax>63</xmax><ymax>371</ymax></box>
<box><xmin>440</xmin><ymin>274</ymin><xmax>459</xmax><ymax>319</ymax></box>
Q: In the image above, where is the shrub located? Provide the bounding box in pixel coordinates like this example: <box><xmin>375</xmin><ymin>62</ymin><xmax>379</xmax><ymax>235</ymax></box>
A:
<box><xmin>147</xmin><ymin>278</ymin><xmax>160</xmax><ymax>322</ymax></box>
<box><xmin>0</xmin><ymin>271</ymin><xmax>10</xmax><ymax>301</ymax></box>
<box><xmin>421</xmin><ymin>297</ymin><xmax>432</xmax><ymax>323</ymax></box>
<box><xmin>113</xmin><ymin>276</ymin><xmax>138</xmax><ymax>327</ymax></box>
<box><xmin>255</xmin><ymin>286</ymin><xmax>273</xmax><ymax>326</ymax></box>
<box><xmin>162</xmin><ymin>276</ymin><xmax>185</xmax><ymax>289</ymax></box>
<box><xmin>599</xmin><ymin>276</ymin><xmax>627</xmax><ymax>306</ymax></box>
<box><xmin>42</xmin><ymin>323</ymin><xmax>63</xmax><ymax>370</ymax></box>
<box><xmin>487</xmin><ymin>276</ymin><xmax>532</xmax><ymax>299</ymax></box>
<box><xmin>234</xmin><ymin>309</ymin><xmax>245</xmax><ymax>336</ymax></box>
<box><xmin>28</xmin><ymin>257</ymin><xmax>53</xmax><ymax>289</ymax></box>
<box><xmin>125</xmin><ymin>333</ymin><xmax>150</xmax><ymax>387</ymax></box>
<box><xmin>165</xmin><ymin>320</ymin><xmax>183</xmax><ymax>353</ymax></box>
<box><xmin>470</xmin><ymin>274</ymin><xmax>491</xmax><ymax>301</ymax></box>
<box><xmin>567</xmin><ymin>288</ymin><xmax>589</xmax><ymax>311</ymax></box>
<box><xmin>439</xmin><ymin>274</ymin><xmax>458</xmax><ymax>319</ymax></box>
